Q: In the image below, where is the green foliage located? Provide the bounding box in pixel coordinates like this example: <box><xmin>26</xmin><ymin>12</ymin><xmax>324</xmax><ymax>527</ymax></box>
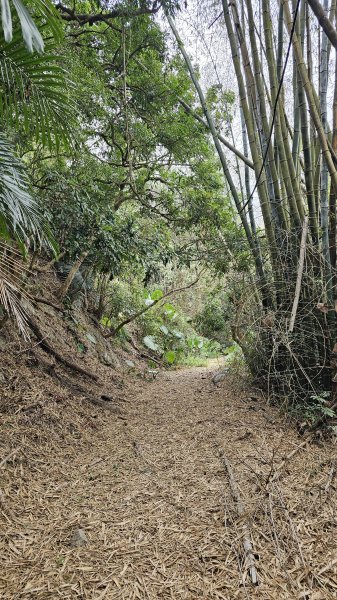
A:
<box><xmin>0</xmin><ymin>0</ymin><xmax>63</xmax><ymax>52</ymax></box>
<box><xmin>194</xmin><ymin>291</ymin><xmax>232</xmax><ymax>347</ymax></box>
<box><xmin>143</xmin><ymin>335</ymin><xmax>160</xmax><ymax>352</ymax></box>
<box><xmin>205</xmin><ymin>84</ymin><xmax>235</xmax><ymax>130</ymax></box>
<box><xmin>0</xmin><ymin>29</ymin><xmax>74</xmax><ymax>150</ymax></box>
<box><xmin>151</xmin><ymin>289</ymin><xmax>164</xmax><ymax>301</ymax></box>
<box><xmin>0</xmin><ymin>133</ymin><xmax>40</xmax><ymax>241</ymax></box>
<box><xmin>103</xmin><ymin>279</ymin><xmax>143</xmax><ymax>324</ymax></box>
<box><xmin>29</xmin><ymin>13</ymin><xmax>237</xmax><ymax>283</ymax></box>
<box><xmin>0</xmin><ymin>0</ymin><xmax>241</xmax><ymax>347</ymax></box>
<box><xmin>164</xmin><ymin>350</ymin><xmax>176</xmax><ymax>364</ymax></box>
<box><xmin>304</xmin><ymin>393</ymin><xmax>335</xmax><ymax>422</ymax></box>
<box><xmin>163</xmin><ymin>304</ymin><xmax>177</xmax><ymax>320</ymax></box>
<box><xmin>178</xmin><ymin>355</ymin><xmax>208</xmax><ymax>367</ymax></box>
<box><xmin>223</xmin><ymin>343</ymin><xmax>245</xmax><ymax>370</ymax></box>
<box><xmin>138</xmin><ymin>295</ymin><xmax>221</xmax><ymax>365</ymax></box>
<box><xmin>0</xmin><ymin>0</ymin><xmax>71</xmax><ymax>336</ymax></box>
<box><xmin>101</xmin><ymin>276</ymin><xmax>222</xmax><ymax>366</ymax></box>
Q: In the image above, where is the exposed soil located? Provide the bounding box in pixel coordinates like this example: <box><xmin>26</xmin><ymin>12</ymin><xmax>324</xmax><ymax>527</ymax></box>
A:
<box><xmin>1</xmin><ymin>360</ymin><xmax>337</xmax><ymax>599</ymax></box>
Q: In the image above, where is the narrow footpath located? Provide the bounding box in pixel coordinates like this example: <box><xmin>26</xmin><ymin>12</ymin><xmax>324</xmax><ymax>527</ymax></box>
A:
<box><xmin>1</xmin><ymin>366</ymin><xmax>336</xmax><ymax>599</ymax></box>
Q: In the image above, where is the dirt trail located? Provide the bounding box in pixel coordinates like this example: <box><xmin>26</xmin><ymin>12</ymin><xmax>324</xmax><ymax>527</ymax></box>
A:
<box><xmin>1</xmin><ymin>366</ymin><xmax>337</xmax><ymax>599</ymax></box>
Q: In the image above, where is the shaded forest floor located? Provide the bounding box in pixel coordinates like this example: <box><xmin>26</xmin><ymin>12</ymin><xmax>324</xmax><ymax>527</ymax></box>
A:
<box><xmin>1</xmin><ymin>362</ymin><xmax>337</xmax><ymax>599</ymax></box>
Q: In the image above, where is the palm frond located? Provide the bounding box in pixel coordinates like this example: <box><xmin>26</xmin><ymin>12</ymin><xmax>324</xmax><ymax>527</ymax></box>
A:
<box><xmin>0</xmin><ymin>240</ymin><xmax>31</xmax><ymax>338</ymax></box>
<box><xmin>1</xmin><ymin>0</ymin><xmax>62</xmax><ymax>52</ymax></box>
<box><xmin>0</xmin><ymin>30</ymin><xmax>74</xmax><ymax>150</ymax></box>
<box><xmin>0</xmin><ymin>132</ymin><xmax>41</xmax><ymax>240</ymax></box>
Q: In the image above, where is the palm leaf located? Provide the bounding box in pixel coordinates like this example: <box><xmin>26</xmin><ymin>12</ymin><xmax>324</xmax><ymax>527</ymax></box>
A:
<box><xmin>0</xmin><ymin>30</ymin><xmax>74</xmax><ymax>150</ymax></box>
<box><xmin>0</xmin><ymin>239</ymin><xmax>32</xmax><ymax>338</ymax></box>
<box><xmin>0</xmin><ymin>131</ymin><xmax>41</xmax><ymax>240</ymax></box>
<box><xmin>1</xmin><ymin>0</ymin><xmax>62</xmax><ymax>52</ymax></box>
<box><xmin>0</xmin><ymin>131</ymin><xmax>57</xmax><ymax>340</ymax></box>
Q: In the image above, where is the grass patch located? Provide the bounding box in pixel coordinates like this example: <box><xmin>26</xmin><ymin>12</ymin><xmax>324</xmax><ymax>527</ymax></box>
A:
<box><xmin>178</xmin><ymin>355</ymin><xmax>209</xmax><ymax>368</ymax></box>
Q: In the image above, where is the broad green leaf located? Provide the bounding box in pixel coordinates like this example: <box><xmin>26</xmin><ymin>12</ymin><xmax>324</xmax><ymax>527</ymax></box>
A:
<box><xmin>172</xmin><ymin>329</ymin><xmax>184</xmax><ymax>340</ymax></box>
<box><xmin>163</xmin><ymin>303</ymin><xmax>176</xmax><ymax>319</ymax></box>
<box><xmin>143</xmin><ymin>335</ymin><xmax>159</xmax><ymax>352</ymax></box>
<box><xmin>151</xmin><ymin>289</ymin><xmax>163</xmax><ymax>301</ymax></box>
<box><xmin>100</xmin><ymin>316</ymin><xmax>112</xmax><ymax>327</ymax></box>
<box><xmin>164</xmin><ymin>350</ymin><xmax>176</xmax><ymax>364</ymax></box>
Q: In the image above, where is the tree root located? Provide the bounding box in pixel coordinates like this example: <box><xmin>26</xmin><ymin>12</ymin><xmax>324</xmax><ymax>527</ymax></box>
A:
<box><xmin>28</xmin><ymin>294</ymin><xmax>64</xmax><ymax>312</ymax></box>
<box><xmin>27</xmin><ymin>315</ymin><xmax>98</xmax><ymax>382</ymax></box>
<box><xmin>35</xmin><ymin>357</ymin><xmax>120</xmax><ymax>412</ymax></box>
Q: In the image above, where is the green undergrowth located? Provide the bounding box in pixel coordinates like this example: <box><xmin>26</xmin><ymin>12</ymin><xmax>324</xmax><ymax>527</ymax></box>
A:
<box><xmin>100</xmin><ymin>279</ymin><xmax>225</xmax><ymax>367</ymax></box>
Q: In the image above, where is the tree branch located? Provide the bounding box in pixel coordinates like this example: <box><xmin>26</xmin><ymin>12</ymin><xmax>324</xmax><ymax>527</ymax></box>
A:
<box><xmin>55</xmin><ymin>1</ymin><xmax>161</xmax><ymax>26</ymax></box>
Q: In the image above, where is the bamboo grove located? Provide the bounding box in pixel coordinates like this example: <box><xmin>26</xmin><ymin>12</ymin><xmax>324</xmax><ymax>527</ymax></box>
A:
<box><xmin>167</xmin><ymin>0</ymin><xmax>337</xmax><ymax>404</ymax></box>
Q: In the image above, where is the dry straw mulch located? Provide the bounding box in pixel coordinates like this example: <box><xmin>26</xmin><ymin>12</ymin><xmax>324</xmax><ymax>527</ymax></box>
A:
<box><xmin>1</xmin><ymin>356</ymin><xmax>337</xmax><ymax>599</ymax></box>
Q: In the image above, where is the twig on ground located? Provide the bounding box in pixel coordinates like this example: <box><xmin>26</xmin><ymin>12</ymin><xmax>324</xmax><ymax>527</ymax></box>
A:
<box><xmin>324</xmin><ymin>463</ymin><xmax>336</xmax><ymax>493</ymax></box>
<box><xmin>15</xmin><ymin>337</ymin><xmax>48</xmax><ymax>355</ymax></box>
<box><xmin>220</xmin><ymin>451</ymin><xmax>259</xmax><ymax>586</ymax></box>
<box><xmin>269</xmin><ymin>439</ymin><xmax>310</xmax><ymax>483</ymax></box>
<box><xmin>0</xmin><ymin>449</ymin><xmax>19</xmax><ymax>470</ymax></box>
<box><xmin>29</xmin><ymin>295</ymin><xmax>64</xmax><ymax>312</ymax></box>
<box><xmin>129</xmin><ymin>339</ymin><xmax>162</xmax><ymax>366</ymax></box>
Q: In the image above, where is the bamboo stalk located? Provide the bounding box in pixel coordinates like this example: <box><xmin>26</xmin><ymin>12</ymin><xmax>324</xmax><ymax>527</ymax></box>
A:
<box><xmin>289</xmin><ymin>216</ymin><xmax>309</xmax><ymax>332</ymax></box>
<box><xmin>319</xmin><ymin>0</ymin><xmax>333</xmax><ymax>303</ymax></box>
<box><xmin>263</xmin><ymin>0</ymin><xmax>303</xmax><ymax>226</ymax></box>
<box><xmin>222</xmin><ymin>0</ymin><xmax>278</xmax><ymax>273</ymax></box>
<box><xmin>244</xmin><ymin>0</ymin><xmax>287</xmax><ymax>230</ymax></box>
<box><xmin>308</xmin><ymin>0</ymin><xmax>337</xmax><ymax>49</ymax></box>
<box><xmin>329</xmin><ymin>20</ymin><xmax>337</xmax><ymax>272</ymax></box>
<box><xmin>282</xmin><ymin>0</ymin><xmax>337</xmax><ymax>197</ymax></box>
<box><xmin>166</xmin><ymin>11</ymin><xmax>270</xmax><ymax>298</ymax></box>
